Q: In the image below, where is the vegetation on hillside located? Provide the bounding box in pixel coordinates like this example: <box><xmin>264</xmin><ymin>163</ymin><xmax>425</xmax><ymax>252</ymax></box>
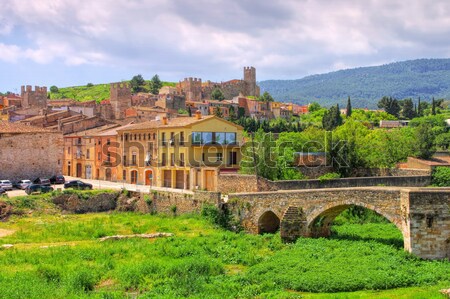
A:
<box><xmin>259</xmin><ymin>58</ymin><xmax>450</xmax><ymax>108</ymax></box>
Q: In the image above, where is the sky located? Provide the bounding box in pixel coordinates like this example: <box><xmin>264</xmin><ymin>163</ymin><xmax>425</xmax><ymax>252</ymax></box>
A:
<box><xmin>2</xmin><ymin>0</ymin><xmax>450</xmax><ymax>93</ymax></box>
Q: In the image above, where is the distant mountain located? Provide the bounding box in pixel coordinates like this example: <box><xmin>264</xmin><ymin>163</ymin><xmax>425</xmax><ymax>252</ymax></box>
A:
<box><xmin>259</xmin><ymin>58</ymin><xmax>450</xmax><ymax>108</ymax></box>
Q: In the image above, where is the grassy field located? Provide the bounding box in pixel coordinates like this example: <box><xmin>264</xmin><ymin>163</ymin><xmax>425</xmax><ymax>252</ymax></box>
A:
<box><xmin>49</xmin><ymin>81</ymin><xmax>176</xmax><ymax>102</ymax></box>
<box><xmin>0</xmin><ymin>205</ymin><xmax>448</xmax><ymax>298</ymax></box>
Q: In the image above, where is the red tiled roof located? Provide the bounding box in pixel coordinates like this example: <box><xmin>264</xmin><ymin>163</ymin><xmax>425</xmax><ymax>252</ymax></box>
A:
<box><xmin>0</xmin><ymin>121</ymin><xmax>56</xmax><ymax>133</ymax></box>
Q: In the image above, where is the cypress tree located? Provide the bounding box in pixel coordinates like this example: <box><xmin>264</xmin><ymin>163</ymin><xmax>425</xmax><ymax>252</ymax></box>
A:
<box><xmin>417</xmin><ymin>97</ymin><xmax>422</xmax><ymax>116</ymax></box>
<box><xmin>432</xmin><ymin>97</ymin><xmax>436</xmax><ymax>115</ymax></box>
<box><xmin>346</xmin><ymin>96</ymin><xmax>352</xmax><ymax>117</ymax></box>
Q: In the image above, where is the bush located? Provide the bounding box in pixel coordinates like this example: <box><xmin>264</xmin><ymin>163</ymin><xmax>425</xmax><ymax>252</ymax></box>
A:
<box><xmin>50</xmin><ymin>85</ymin><xmax>59</xmax><ymax>93</ymax></box>
<box><xmin>201</xmin><ymin>204</ymin><xmax>233</xmax><ymax>230</ymax></box>
<box><xmin>432</xmin><ymin>166</ymin><xmax>450</xmax><ymax>186</ymax></box>
<box><xmin>318</xmin><ymin>172</ymin><xmax>341</xmax><ymax>182</ymax></box>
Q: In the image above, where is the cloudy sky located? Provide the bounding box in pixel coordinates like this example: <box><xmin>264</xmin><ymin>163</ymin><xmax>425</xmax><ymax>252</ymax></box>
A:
<box><xmin>2</xmin><ymin>0</ymin><xmax>450</xmax><ymax>92</ymax></box>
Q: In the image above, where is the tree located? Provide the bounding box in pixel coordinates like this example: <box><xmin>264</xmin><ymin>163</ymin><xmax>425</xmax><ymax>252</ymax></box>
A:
<box><xmin>130</xmin><ymin>74</ymin><xmax>145</xmax><ymax>93</ymax></box>
<box><xmin>258</xmin><ymin>91</ymin><xmax>274</xmax><ymax>102</ymax></box>
<box><xmin>322</xmin><ymin>104</ymin><xmax>342</xmax><ymax>131</ymax></box>
<box><xmin>308</xmin><ymin>102</ymin><xmax>321</xmax><ymax>112</ymax></box>
<box><xmin>346</xmin><ymin>96</ymin><xmax>352</xmax><ymax>117</ymax></box>
<box><xmin>237</xmin><ymin>107</ymin><xmax>246</xmax><ymax>118</ymax></box>
<box><xmin>431</xmin><ymin>97</ymin><xmax>436</xmax><ymax>115</ymax></box>
<box><xmin>211</xmin><ymin>88</ymin><xmax>225</xmax><ymax>101</ymax></box>
<box><xmin>214</xmin><ymin>106</ymin><xmax>223</xmax><ymax>118</ymax></box>
<box><xmin>87</xmin><ymin>83</ymin><xmax>94</xmax><ymax>87</ymax></box>
<box><xmin>400</xmin><ymin>98</ymin><xmax>416</xmax><ymax>119</ymax></box>
<box><xmin>377</xmin><ymin>96</ymin><xmax>400</xmax><ymax>117</ymax></box>
<box><xmin>150</xmin><ymin>74</ymin><xmax>162</xmax><ymax>94</ymax></box>
<box><xmin>50</xmin><ymin>86</ymin><xmax>59</xmax><ymax>93</ymax></box>
<box><xmin>415</xmin><ymin>122</ymin><xmax>435</xmax><ymax>159</ymax></box>
<box><xmin>417</xmin><ymin>97</ymin><xmax>422</xmax><ymax>116</ymax></box>
<box><xmin>229</xmin><ymin>105</ymin><xmax>237</xmax><ymax>122</ymax></box>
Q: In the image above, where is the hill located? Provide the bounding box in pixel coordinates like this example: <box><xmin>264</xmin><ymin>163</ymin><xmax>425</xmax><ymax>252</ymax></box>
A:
<box><xmin>49</xmin><ymin>81</ymin><xmax>176</xmax><ymax>102</ymax></box>
<box><xmin>259</xmin><ymin>58</ymin><xmax>450</xmax><ymax>108</ymax></box>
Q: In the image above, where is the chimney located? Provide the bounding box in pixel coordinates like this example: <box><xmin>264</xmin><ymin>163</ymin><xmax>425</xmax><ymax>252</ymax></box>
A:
<box><xmin>195</xmin><ymin>110</ymin><xmax>202</xmax><ymax>120</ymax></box>
<box><xmin>162</xmin><ymin>116</ymin><xmax>168</xmax><ymax>125</ymax></box>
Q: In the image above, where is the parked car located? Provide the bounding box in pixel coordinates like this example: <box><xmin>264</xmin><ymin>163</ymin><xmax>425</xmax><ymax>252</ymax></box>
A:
<box><xmin>14</xmin><ymin>180</ymin><xmax>32</xmax><ymax>190</ymax></box>
<box><xmin>25</xmin><ymin>184</ymin><xmax>54</xmax><ymax>195</ymax></box>
<box><xmin>64</xmin><ymin>180</ymin><xmax>93</xmax><ymax>190</ymax></box>
<box><xmin>33</xmin><ymin>178</ymin><xmax>51</xmax><ymax>186</ymax></box>
<box><xmin>0</xmin><ymin>188</ymin><xmax>6</xmax><ymax>195</ymax></box>
<box><xmin>0</xmin><ymin>180</ymin><xmax>13</xmax><ymax>191</ymax></box>
<box><xmin>49</xmin><ymin>175</ymin><xmax>65</xmax><ymax>184</ymax></box>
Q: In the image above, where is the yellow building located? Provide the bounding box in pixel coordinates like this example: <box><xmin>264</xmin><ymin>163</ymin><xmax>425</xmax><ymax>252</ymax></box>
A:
<box><xmin>118</xmin><ymin>111</ymin><xmax>243</xmax><ymax>190</ymax></box>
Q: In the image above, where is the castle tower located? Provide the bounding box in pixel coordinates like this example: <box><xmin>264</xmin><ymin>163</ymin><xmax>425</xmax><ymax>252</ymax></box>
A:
<box><xmin>243</xmin><ymin>67</ymin><xmax>258</xmax><ymax>97</ymax></box>
<box><xmin>110</xmin><ymin>82</ymin><xmax>131</xmax><ymax>119</ymax></box>
<box><xmin>178</xmin><ymin>77</ymin><xmax>202</xmax><ymax>102</ymax></box>
<box><xmin>21</xmin><ymin>85</ymin><xmax>48</xmax><ymax>108</ymax></box>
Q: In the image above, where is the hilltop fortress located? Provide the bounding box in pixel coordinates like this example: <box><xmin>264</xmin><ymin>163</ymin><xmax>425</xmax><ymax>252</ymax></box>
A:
<box><xmin>177</xmin><ymin>66</ymin><xmax>260</xmax><ymax>101</ymax></box>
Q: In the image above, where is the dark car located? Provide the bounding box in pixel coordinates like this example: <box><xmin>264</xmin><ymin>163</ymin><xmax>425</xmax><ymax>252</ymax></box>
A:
<box><xmin>50</xmin><ymin>175</ymin><xmax>65</xmax><ymax>184</ymax></box>
<box><xmin>64</xmin><ymin>180</ymin><xmax>93</xmax><ymax>190</ymax></box>
<box><xmin>33</xmin><ymin>178</ymin><xmax>51</xmax><ymax>186</ymax></box>
<box><xmin>25</xmin><ymin>184</ymin><xmax>54</xmax><ymax>195</ymax></box>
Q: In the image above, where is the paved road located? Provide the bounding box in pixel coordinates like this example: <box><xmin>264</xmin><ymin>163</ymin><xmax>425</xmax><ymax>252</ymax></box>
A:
<box><xmin>4</xmin><ymin>176</ymin><xmax>192</xmax><ymax>198</ymax></box>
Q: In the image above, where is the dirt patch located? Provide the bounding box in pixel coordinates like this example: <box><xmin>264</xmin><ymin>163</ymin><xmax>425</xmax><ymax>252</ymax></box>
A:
<box><xmin>0</xmin><ymin>229</ymin><xmax>15</xmax><ymax>238</ymax></box>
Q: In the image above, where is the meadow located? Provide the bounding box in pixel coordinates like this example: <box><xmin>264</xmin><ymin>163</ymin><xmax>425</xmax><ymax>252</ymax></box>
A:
<box><xmin>0</xmin><ymin>199</ymin><xmax>448</xmax><ymax>298</ymax></box>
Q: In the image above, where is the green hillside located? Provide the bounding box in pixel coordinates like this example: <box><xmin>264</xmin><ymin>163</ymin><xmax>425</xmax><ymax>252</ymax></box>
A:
<box><xmin>49</xmin><ymin>81</ymin><xmax>176</xmax><ymax>103</ymax></box>
<box><xmin>259</xmin><ymin>58</ymin><xmax>450</xmax><ymax>108</ymax></box>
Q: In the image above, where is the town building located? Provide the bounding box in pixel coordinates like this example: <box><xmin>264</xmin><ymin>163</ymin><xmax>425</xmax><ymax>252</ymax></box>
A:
<box><xmin>0</xmin><ymin>121</ymin><xmax>63</xmax><ymax>181</ymax></box>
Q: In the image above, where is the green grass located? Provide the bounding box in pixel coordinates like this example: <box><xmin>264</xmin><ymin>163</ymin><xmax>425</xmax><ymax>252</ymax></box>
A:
<box><xmin>49</xmin><ymin>81</ymin><xmax>176</xmax><ymax>103</ymax></box>
<box><xmin>0</xmin><ymin>208</ymin><xmax>448</xmax><ymax>298</ymax></box>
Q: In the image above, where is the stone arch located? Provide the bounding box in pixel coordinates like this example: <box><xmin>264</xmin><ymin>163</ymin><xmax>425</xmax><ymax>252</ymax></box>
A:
<box><xmin>258</xmin><ymin>210</ymin><xmax>281</xmax><ymax>234</ymax></box>
<box><xmin>307</xmin><ymin>202</ymin><xmax>403</xmax><ymax>238</ymax></box>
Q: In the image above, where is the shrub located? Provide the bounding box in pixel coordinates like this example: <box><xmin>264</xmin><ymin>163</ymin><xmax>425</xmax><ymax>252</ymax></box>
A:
<box><xmin>432</xmin><ymin>166</ymin><xmax>450</xmax><ymax>186</ymax></box>
<box><xmin>201</xmin><ymin>204</ymin><xmax>234</xmax><ymax>230</ymax></box>
<box><xmin>65</xmin><ymin>269</ymin><xmax>96</xmax><ymax>293</ymax></box>
<box><xmin>318</xmin><ymin>172</ymin><xmax>341</xmax><ymax>182</ymax></box>
<box><xmin>170</xmin><ymin>205</ymin><xmax>177</xmax><ymax>216</ymax></box>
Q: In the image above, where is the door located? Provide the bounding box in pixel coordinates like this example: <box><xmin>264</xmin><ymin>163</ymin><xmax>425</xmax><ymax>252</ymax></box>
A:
<box><xmin>105</xmin><ymin>168</ymin><xmax>112</xmax><ymax>181</ymax></box>
<box><xmin>175</xmin><ymin>170</ymin><xmax>184</xmax><ymax>189</ymax></box>
<box><xmin>85</xmin><ymin>165</ymin><xmax>92</xmax><ymax>179</ymax></box>
<box><xmin>76</xmin><ymin>163</ymin><xmax>82</xmax><ymax>177</ymax></box>
<box><xmin>145</xmin><ymin>170</ymin><xmax>153</xmax><ymax>186</ymax></box>
<box><xmin>204</xmin><ymin>170</ymin><xmax>215</xmax><ymax>191</ymax></box>
<box><xmin>130</xmin><ymin>170</ymin><xmax>138</xmax><ymax>184</ymax></box>
<box><xmin>163</xmin><ymin>170</ymin><xmax>171</xmax><ymax>188</ymax></box>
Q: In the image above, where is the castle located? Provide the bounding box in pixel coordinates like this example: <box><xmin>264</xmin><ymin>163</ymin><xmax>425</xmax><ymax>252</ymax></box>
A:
<box><xmin>176</xmin><ymin>66</ymin><xmax>260</xmax><ymax>102</ymax></box>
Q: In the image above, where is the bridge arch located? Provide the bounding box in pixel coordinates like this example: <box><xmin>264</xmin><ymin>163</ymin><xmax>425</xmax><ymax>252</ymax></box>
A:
<box><xmin>258</xmin><ymin>210</ymin><xmax>281</xmax><ymax>234</ymax></box>
<box><xmin>307</xmin><ymin>202</ymin><xmax>403</xmax><ymax>238</ymax></box>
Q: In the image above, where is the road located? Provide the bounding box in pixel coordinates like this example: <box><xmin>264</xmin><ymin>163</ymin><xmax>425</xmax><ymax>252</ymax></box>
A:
<box><xmin>4</xmin><ymin>176</ymin><xmax>192</xmax><ymax>198</ymax></box>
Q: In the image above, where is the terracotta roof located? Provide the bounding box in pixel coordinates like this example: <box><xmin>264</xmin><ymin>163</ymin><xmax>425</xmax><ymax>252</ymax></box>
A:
<box><xmin>97</xmin><ymin>123</ymin><xmax>136</xmax><ymax>136</ymax></box>
<box><xmin>0</xmin><ymin>121</ymin><xmax>56</xmax><ymax>133</ymax></box>
<box><xmin>118</xmin><ymin>115</ymin><xmax>242</xmax><ymax>131</ymax></box>
<box><xmin>64</xmin><ymin>124</ymin><xmax>120</xmax><ymax>137</ymax></box>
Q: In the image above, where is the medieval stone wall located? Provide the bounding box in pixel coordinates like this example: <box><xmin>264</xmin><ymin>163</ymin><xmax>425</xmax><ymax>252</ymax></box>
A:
<box><xmin>0</xmin><ymin>132</ymin><xmax>63</xmax><ymax>181</ymax></box>
<box><xmin>146</xmin><ymin>190</ymin><xmax>220</xmax><ymax>214</ymax></box>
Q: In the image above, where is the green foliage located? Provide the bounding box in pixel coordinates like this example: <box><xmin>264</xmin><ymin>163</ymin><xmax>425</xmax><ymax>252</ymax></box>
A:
<box><xmin>378</xmin><ymin>96</ymin><xmax>401</xmax><ymax>117</ymax></box>
<box><xmin>149</xmin><ymin>74</ymin><xmax>162</xmax><ymax>94</ymax></box>
<box><xmin>178</xmin><ymin>108</ymin><xmax>188</xmax><ymax>115</ymax></box>
<box><xmin>49</xmin><ymin>85</ymin><xmax>58</xmax><ymax>93</ymax></box>
<box><xmin>201</xmin><ymin>204</ymin><xmax>233</xmax><ymax>230</ymax></box>
<box><xmin>318</xmin><ymin>172</ymin><xmax>340</xmax><ymax>182</ymax></box>
<box><xmin>170</xmin><ymin>204</ymin><xmax>177</xmax><ymax>216</ymax></box>
<box><xmin>308</xmin><ymin>102</ymin><xmax>321</xmax><ymax>113</ymax></box>
<box><xmin>211</xmin><ymin>88</ymin><xmax>225</xmax><ymax>101</ymax></box>
<box><xmin>432</xmin><ymin>166</ymin><xmax>450</xmax><ymax>186</ymax></box>
<box><xmin>86</xmin><ymin>83</ymin><xmax>94</xmax><ymax>87</ymax></box>
<box><xmin>399</xmin><ymin>98</ymin><xmax>416</xmax><ymax>119</ymax></box>
<box><xmin>258</xmin><ymin>58</ymin><xmax>450</xmax><ymax>108</ymax></box>
<box><xmin>130</xmin><ymin>74</ymin><xmax>145</xmax><ymax>93</ymax></box>
<box><xmin>258</xmin><ymin>91</ymin><xmax>274</xmax><ymax>102</ymax></box>
<box><xmin>214</xmin><ymin>106</ymin><xmax>223</xmax><ymax>118</ymax></box>
<box><xmin>414</xmin><ymin>122</ymin><xmax>436</xmax><ymax>159</ymax></box>
<box><xmin>322</xmin><ymin>104</ymin><xmax>342</xmax><ymax>130</ymax></box>
<box><xmin>346</xmin><ymin>96</ymin><xmax>352</xmax><ymax>117</ymax></box>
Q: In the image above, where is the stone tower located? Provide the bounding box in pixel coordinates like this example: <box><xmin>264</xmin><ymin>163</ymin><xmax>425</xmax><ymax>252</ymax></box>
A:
<box><xmin>110</xmin><ymin>82</ymin><xmax>131</xmax><ymax>119</ymax></box>
<box><xmin>178</xmin><ymin>77</ymin><xmax>202</xmax><ymax>102</ymax></box>
<box><xmin>243</xmin><ymin>67</ymin><xmax>258</xmax><ymax>97</ymax></box>
<box><xmin>21</xmin><ymin>85</ymin><xmax>48</xmax><ymax>108</ymax></box>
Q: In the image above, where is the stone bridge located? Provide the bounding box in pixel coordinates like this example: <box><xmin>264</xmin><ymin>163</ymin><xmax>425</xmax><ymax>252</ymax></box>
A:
<box><xmin>227</xmin><ymin>187</ymin><xmax>450</xmax><ymax>260</ymax></box>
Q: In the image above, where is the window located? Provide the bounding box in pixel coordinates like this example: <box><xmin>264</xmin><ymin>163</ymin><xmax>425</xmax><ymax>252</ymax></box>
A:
<box><xmin>225</xmin><ymin>133</ymin><xmax>237</xmax><ymax>144</ymax></box>
<box><xmin>215</xmin><ymin>132</ymin><xmax>226</xmax><ymax>144</ymax></box>
<box><xmin>145</xmin><ymin>152</ymin><xmax>151</xmax><ymax>166</ymax></box>
<box><xmin>77</xmin><ymin>138</ymin><xmax>81</xmax><ymax>145</ymax></box>
<box><xmin>123</xmin><ymin>155</ymin><xmax>127</xmax><ymax>166</ymax></box>
<box><xmin>170</xmin><ymin>153</ymin><xmax>175</xmax><ymax>166</ymax></box>
<box><xmin>68</xmin><ymin>147</ymin><xmax>70</xmax><ymax>155</ymax></box>
<box><xmin>139</xmin><ymin>134</ymin><xmax>141</xmax><ymax>141</ymax></box>
<box><xmin>192</xmin><ymin>132</ymin><xmax>202</xmax><ymax>144</ymax></box>
<box><xmin>107</xmin><ymin>139</ymin><xmax>110</xmax><ymax>145</ymax></box>
<box><xmin>180</xmin><ymin>132</ymin><xmax>185</xmax><ymax>145</ymax></box>
<box><xmin>180</xmin><ymin>153</ymin><xmax>185</xmax><ymax>166</ymax></box>
<box><xmin>216</xmin><ymin>153</ymin><xmax>223</xmax><ymax>162</ymax></box>
<box><xmin>202</xmin><ymin>132</ymin><xmax>213</xmax><ymax>144</ymax></box>
<box><xmin>148</xmin><ymin>133</ymin><xmax>151</xmax><ymax>140</ymax></box>
<box><xmin>123</xmin><ymin>170</ymin><xmax>127</xmax><ymax>181</ymax></box>
<box><xmin>107</xmin><ymin>152</ymin><xmax>111</xmax><ymax>162</ymax></box>
<box><xmin>162</xmin><ymin>132</ymin><xmax>166</xmax><ymax>145</ymax></box>
<box><xmin>162</xmin><ymin>153</ymin><xmax>167</xmax><ymax>166</ymax></box>
<box><xmin>143</xmin><ymin>134</ymin><xmax>146</xmax><ymax>141</ymax></box>
<box><xmin>131</xmin><ymin>170</ymin><xmax>138</xmax><ymax>184</ymax></box>
<box><xmin>170</xmin><ymin>132</ymin><xmax>175</xmax><ymax>145</ymax></box>
<box><xmin>125</xmin><ymin>134</ymin><xmax>128</xmax><ymax>141</ymax></box>
<box><xmin>132</xmin><ymin>152</ymin><xmax>137</xmax><ymax>165</ymax></box>
<box><xmin>86</xmin><ymin>149</ymin><xmax>90</xmax><ymax>159</ymax></box>
<box><xmin>98</xmin><ymin>152</ymin><xmax>101</xmax><ymax>161</ymax></box>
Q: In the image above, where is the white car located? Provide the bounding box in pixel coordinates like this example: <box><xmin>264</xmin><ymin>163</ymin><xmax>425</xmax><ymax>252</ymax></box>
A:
<box><xmin>17</xmin><ymin>179</ymin><xmax>32</xmax><ymax>190</ymax></box>
<box><xmin>0</xmin><ymin>180</ymin><xmax>13</xmax><ymax>191</ymax></box>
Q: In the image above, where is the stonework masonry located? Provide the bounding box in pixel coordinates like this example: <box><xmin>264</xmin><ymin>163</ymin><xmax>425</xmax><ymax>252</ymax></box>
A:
<box><xmin>226</xmin><ymin>187</ymin><xmax>450</xmax><ymax>260</ymax></box>
<box><xmin>0</xmin><ymin>130</ymin><xmax>63</xmax><ymax>181</ymax></box>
